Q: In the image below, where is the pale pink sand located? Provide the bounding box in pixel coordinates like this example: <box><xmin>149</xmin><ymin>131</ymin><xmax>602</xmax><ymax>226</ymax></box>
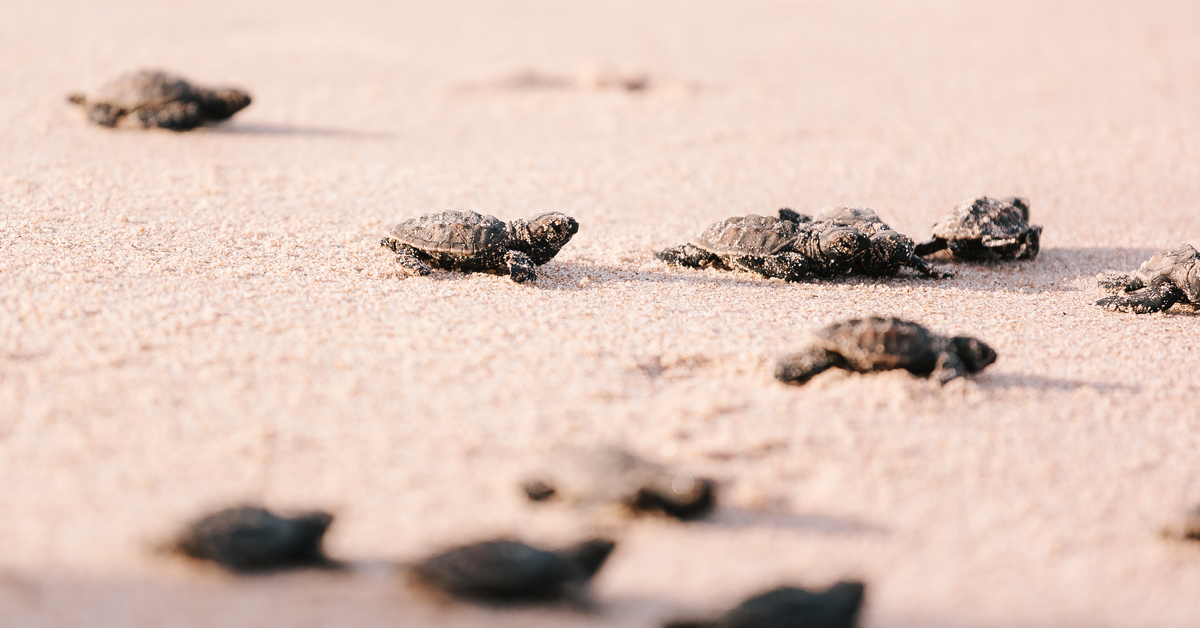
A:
<box><xmin>2</xmin><ymin>0</ymin><xmax>1200</xmax><ymax>626</ymax></box>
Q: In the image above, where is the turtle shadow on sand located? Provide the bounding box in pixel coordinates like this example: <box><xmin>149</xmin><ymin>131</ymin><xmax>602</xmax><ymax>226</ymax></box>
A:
<box><xmin>698</xmin><ymin>508</ymin><xmax>889</xmax><ymax>536</ymax></box>
<box><xmin>917</xmin><ymin>247</ymin><xmax>1164</xmax><ymax>295</ymax></box>
<box><xmin>535</xmin><ymin>260</ymin><xmax>927</xmax><ymax>292</ymax></box>
<box><xmin>204</xmin><ymin>122</ymin><xmax>396</xmax><ymax>140</ymax></box>
<box><xmin>974</xmin><ymin>372</ymin><xmax>1141</xmax><ymax>393</ymax></box>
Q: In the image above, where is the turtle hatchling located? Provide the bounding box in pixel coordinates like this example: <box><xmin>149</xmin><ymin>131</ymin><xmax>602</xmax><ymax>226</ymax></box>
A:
<box><xmin>68</xmin><ymin>69</ymin><xmax>251</xmax><ymax>130</ymax></box>
<box><xmin>663</xmin><ymin>581</ymin><xmax>866</xmax><ymax>628</ymax></box>
<box><xmin>172</xmin><ymin>505</ymin><xmax>336</xmax><ymax>572</ymax></box>
<box><xmin>381</xmin><ymin>210</ymin><xmax>579</xmax><ymax>283</ymax></box>
<box><xmin>411</xmin><ymin>537</ymin><xmax>615</xmax><ymax>602</ymax></box>
<box><xmin>655</xmin><ymin>209</ymin><xmax>870</xmax><ymax>281</ymax></box>
<box><xmin>812</xmin><ymin>206</ymin><xmax>952</xmax><ymax>278</ymax></box>
<box><xmin>1096</xmin><ymin>243</ymin><xmax>1200</xmax><ymax>313</ymax></box>
<box><xmin>522</xmin><ymin>446</ymin><xmax>716</xmax><ymax>520</ymax></box>
<box><xmin>1162</xmin><ymin>505</ymin><xmax>1200</xmax><ymax>542</ymax></box>
<box><xmin>915</xmin><ymin>196</ymin><xmax>1042</xmax><ymax>261</ymax></box>
<box><xmin>775</xmin><ymin>317</ymin><xmax>996</xmax><ymax>385</ymax></box>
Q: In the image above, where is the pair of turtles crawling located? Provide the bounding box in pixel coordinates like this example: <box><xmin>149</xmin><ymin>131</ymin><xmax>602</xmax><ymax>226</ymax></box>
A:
<box><xmin>169</xmin><ymin>446</ymin><xmax>865</xmax><ymax>627</ymax></box>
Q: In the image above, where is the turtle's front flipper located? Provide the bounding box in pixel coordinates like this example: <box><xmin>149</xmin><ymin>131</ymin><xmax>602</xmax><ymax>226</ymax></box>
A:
<box><xmin>87</xmin><ymin>104</ymin><xmax>123</xmax><ymax>127</ymax></box>
<box><xmin>388</xmin><ymin>244</ymin><xmax>432</xmax><ymax>277</ymax></box>
<box><xmin>1096</xmin><ymin>271</ymin><xmax>1143</xmax><ymax>293</ymax></box>
<box><xmin>1096</xmin><ymin>284</ymin><xmax>1183</xmax><ymax>313</ymax></box>
<box><xmin>505</xmin><ymin>250</ymin><xmax>537</xmax><ymax>283</ymax></box>
<box><xmin>907</xmin><ymin>254</ymin><xmax>955</xmax><ymax>279</ymax></box>
<box><xmin>929</xmin><ymin>352</ymin><xmax>968</xmax><ymax>384</ymax></box>
<box><xmin>914</xmin><ymin>237</ymin><xmax>948</xmax><ymax>257</ymax></box>
<box><xmin>775</xmin><ymin>347</ymin><xmax>837</xmax><ymax>385</ymax></box>
<box><xmin>656</xmin><ymin>244</ymin><xmax>720</xmax><ymax>269</ymax></box>
<box><xmin>1015</xmin><ymin>225</ymin><xmax>1042</xmax><ymax>261</ymax></box>
<box><xmin>734</xmin><ymin>252</ymin><xmax>810</xmax><ymax>282</ymax></box>
<box><xmin>135</xmin><ymin>102</ymin><xmax>205</xmax><ymax>131</ymax></box>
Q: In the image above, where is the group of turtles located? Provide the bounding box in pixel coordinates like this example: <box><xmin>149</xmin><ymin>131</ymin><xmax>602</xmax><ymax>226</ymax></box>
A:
<box><xmin>168</xmin><ymin>446</ymin><xmax>864</xmax><ymax>627</ymax></box>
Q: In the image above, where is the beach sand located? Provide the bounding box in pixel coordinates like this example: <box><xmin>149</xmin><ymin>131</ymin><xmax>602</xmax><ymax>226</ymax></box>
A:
<box><xmin>2</xmin><ymin>0</ymin><xmax>1199</xmax><ymax>626</ymax></box>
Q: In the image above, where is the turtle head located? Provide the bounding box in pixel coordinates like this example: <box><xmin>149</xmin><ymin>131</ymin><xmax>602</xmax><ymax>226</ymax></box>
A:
<box><xmin>559</xmin><ymin>538</ymin><xmax>616</xmax><ymax>580</ymax></box>
<box><xmin>523</xmin><ymin>212</ymin><xmax>579</xmax><ymax>264</ymax></box>
<box><xmin>199</xmin><ymin>87</ymin><xmax>252</xmax><ymax>121</ymax></box>
<box><xmin>948</xmin><ymin>336</ymin><xmax>996</xmax><ymax>373</ymax></box>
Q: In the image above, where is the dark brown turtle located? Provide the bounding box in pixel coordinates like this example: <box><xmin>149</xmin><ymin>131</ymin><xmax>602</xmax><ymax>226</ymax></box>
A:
<box><xmin>411</xmin><ymin>537</ymin><xmax>615</xmax><ymax>602</ymax></box>
<box><xmin>1096</xmin><ymin>243</ymin><xmax>1200</xmax><ymax>313</ymax></box>
<box><xmin>68</xmin><ymin>70</ymin><xmax>251</xmax><ymax>130</ymax></box>
<box><xmin>172</xmin><ymin>505</ymin><xmax>335</xmax><ymax>573</ymax></box>
<box><xmin>664</xmin><ymin>581</ymin><xmax>866</xmax><ymax>628</ymax></box>
<box><xmin>380</xmin><ymin>210</ymin><xmax>578</xmax><ymax>283</ymax></box>
<box><xmin>812</xmin><ymin>207</ymin><xmax>952</xmax><ymax>278</ymax></box>
<box><xmin>523</xmin><ymin>446</ymin><xmax>715</xmax><ymax>521</ymax></box>
<box><xmin>915</xmin><ymin>196</ymin><xmax>1042</xmax><ymax>261</ymax></box>
<box><xmin>1161</xmin><ymin>505</ymin><xmax>1200</xmax><ymax>542</ymax></box>
<box><xmin>775</xmin><ymin>317</ymin><xmax>996</xmax><ymax>385</ymax></box>
<box><xmin>655</xmin><ymin>209</ymin><xmax>869</xmax><ymax>281</ymax></box>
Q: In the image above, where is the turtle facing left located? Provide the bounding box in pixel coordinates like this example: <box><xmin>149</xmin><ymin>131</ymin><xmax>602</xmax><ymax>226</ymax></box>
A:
<box><xmin>68</xmin><ymin>69</ymin><xmax>251</xmax><ymax>130</ymax></box>
<box><xmin>1095</xmin><ymin>243</ymin><xmax>1200</xmax><ymax>313</ymax></box>
<box><xmin>381</xmin><ymin>210</ymin><xmax>579</xmax><ymax>283</ymax></box>
<box><xmin>663</xmin><ymin>581</ymin><xmax>866</xmax><ymax>628</ymax></box>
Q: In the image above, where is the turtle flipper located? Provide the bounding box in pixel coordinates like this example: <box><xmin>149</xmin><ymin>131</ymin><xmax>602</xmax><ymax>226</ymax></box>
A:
<box><xmin>914</xmin><ymin>237</ymin><xmax>948</xmax><ymax>257</ymax></box>
<box><xmin>775</xmin><ymin>347</ymin><xmax>837</xmax><ymax>385</ymax></box>
<box><xmin>87</xmin><ymin>104</ymin><xmax>123</xmax><ymax>127</ymax></box>
<box><xmin>929</xmin><ymin>352</ymin><xmax>968</xmax><ymax>384</ymax></box>
<box><xmin>1096</xmin><ymin>284</ymin><xmax>1183</xmax><ymax>313</ymax></box>
<box><xmin>1016</xmin><ymin>225</ymin><xmax>1042</xmax><ymax>260</ymax></box>
<box><xmin>505</xmin><ymin>250</ymin><xmax>537</xmax><ymax>283</ymax></box>
<box><xmin>1096</xmin><ymin>271</ymin><xmax>1143</xmax><ymax>293</ymax></box>
<box><xmin>392</xmin><ymin>245</ymin><xmax>432</xmax><ymax>277</ymax></box>
<box><xmin>656</xmin><ymin>243</ymin><xmax>721</xmax><ymax>269</ymax></box>
<box><xmin>134</xmin><ymin>101</ymin><xmax>205</xmax><ymax>131</ymax></box>
<box><xmin>906</xmin><ymin>253</ymin><xmax>955</xmax><ymax>279</ymax></box>
<box><xmin>733</xmin><ymin>252</ymin><xmax>810</xmax><ymax>282</ymax></box>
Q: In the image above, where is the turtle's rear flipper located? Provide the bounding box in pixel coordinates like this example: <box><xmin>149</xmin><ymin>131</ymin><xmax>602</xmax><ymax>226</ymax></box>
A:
<box><xmin>1096</xmin><ymin>284</ymin><xmax>1183</xmax><ymax>313</ymax></box>
<box><xmin>505</xmin><ymin>250</ymin><xmax>537</xmax><ymax>283</ymax></box>
<box><xmin>913</xmin><ymin>237</ymin><xmax>948</xmax><ymax>257</ymax></box>
<box><xmin>776</xmin><ymin>347</ymin><xmax>837</xmax><ymax>385</ymax></box>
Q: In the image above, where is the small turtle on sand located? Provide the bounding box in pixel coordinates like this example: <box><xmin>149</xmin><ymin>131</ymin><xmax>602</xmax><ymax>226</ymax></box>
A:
<box><xmin>411</xmin><ymin>537</ymin><xmax>615</xmax><ymax>602</ymax></box>
<box><xmin>381</xmin><ymin>210</ymin><xmax>579</xmax><ymax>283</ymax></box>
<box><xmin>775</xmin><ymin>317</ymin><xmax>996</xmax><ymax>385</ymax></box>
<box><xmin>68</xmin><ymin>70</ymin><xmax>251</xmax><ymax>130</ymax></box>
<box><xmin>813</xmin><ymin>207</ymin><xmax>952</xmax><ymax>278</ymax></box>
<box><xmin>1161</xmin><ymin>505</ymin><xmax>1200</xmax><ymax>542</ymax></box>
<box><xmin>522</xmin><ymin>446</ymin><xmax>715</xmax><ymax>520</ymax></box>
<box><xmin>172</xmin><ymin>505</ymin><xmax>335</xmax><ymax>572</ymax></box>
<box><xmin>1096</xmin><ymin>244</ymin><xmax>1200</xmax><ymax>313</ymax></box>
<box><xmin>915</xmin><ymin>196</ymin><xmax>1042</xmax><ymax>261</ymax></box>
<box><xmin>664</xmin><ymin>581</ymin><xmax>866</xmax><ymax>628</ymax></box>
<box><xmin>655</xmin><ymin>209</ymin><xmax>870</xmax><ymax>281</ymax></box>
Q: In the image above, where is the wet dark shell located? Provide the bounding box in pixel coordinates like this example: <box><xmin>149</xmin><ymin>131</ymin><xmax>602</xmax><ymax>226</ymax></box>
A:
<box><xmin>812</xmin><ymin>317</ymin><xmax>938</xmax><ymax>371</ymax></box>
<box><xmin>412</xmin><ymin>538</ymin><xmax>615</xmax><ymax>600</ymax></box>
<box><xmin>387</xmin><ymin>210</ymin><xmax>508</xmax><ymax>256</ymax></box>
<box><xmin>931</xmin><ymin>197</ymin><xmax>1032</xmax><ymax>241</ymax></box>
<box><xmin>693</xmin><ymin>214</ymin><xmax>800</xmax><ymax>256</ymax></box>
<box><xmin>174</xmin><ymin>505</ymin><xmax>334</xmax><ymax>572</ymax></box>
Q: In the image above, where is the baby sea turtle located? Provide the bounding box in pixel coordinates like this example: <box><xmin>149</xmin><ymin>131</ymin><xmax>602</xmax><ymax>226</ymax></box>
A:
<box><xmin>522</xmin><ymin>446</ymin><xmax>715</xmax><ymax>520</ymax></box>
<box><xmin>664</xmin><ymin>581</ymin><xmax>866</xmax><ymax>628</ymax></box>
<box><xmin>915</xmin><ymin>196</ymin><xmax>1042</xmax><ymax>261</ymax></box>
<box><xmin>380</xmin><ymin>210</ymin><xmax>579</xmax><ymax>283</ymax></box>
<box><xmin>1096</xmin><ymin>244</ymin><xmax>1200</xmax><ymax>313</ymax></box>
<box><xmin>775</xmin><ymin>317</ymin><xmax>996</xmax><ymax>385</ymax></box>
<box><xmin>172</xmin><ymin>505</ymin><xmax>335</xmax><ymax>572</ymax></box>
<box><xmin>68</xmin><ymin>70</ymin><xmax>251</xmax><ymax>130</ymax></box>
<box><xmin>411</xmin><ymin>537</ymin><xmax>615</xmax><ymax>602</ymax></box>
<box><xmin>655</xmin><ymin>209</ymin><xmax>870</xmax><ymax>281</ymax></box>
<box><xmin>1161</xmin><ymin>505</ymin><xmax>1200</xmax><ymax>542</ymax></box>
<box><xmin>813</xmin><ymin>207</ymin><xmax>952</xmax><ymax>278</ymax></box>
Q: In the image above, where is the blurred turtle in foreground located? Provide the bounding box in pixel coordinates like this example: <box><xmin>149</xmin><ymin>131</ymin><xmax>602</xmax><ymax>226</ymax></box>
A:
<box><xmin>172</xmin><ymin>505</ymin><xmax>336</xmax><ymax>572</ymax></box>
<box><xmin>915</xmin><ymin>196</ymin><xmax>1042</xmax><ymax>261</ymax></box>
<box><xmin>1096</xmin><ymin>243</ymin><xmax>1200</xmax><ymax>313</ymax></box>
<box><xmin>411</xmin><ymin>537</ymin><xmax>615</xmax><ymax>602</ymax></box>
<box><xmin>776</xmin><ymin>317</ymin><xmax>996</xmax><ymax>385</ymax></box>
<box><xmin>523</xmin><ymin>446</ymin><xmax>716</xmax><ymax>520</ymax></box>
<box><xmin>68</xmin><ymin>69</ymin><xmax>251</xmax><ymax>130</ymax></box>
<box><xmin>381</xmin><ymin>210</ymin><xmax>578</xmax><ymax>283</ymax></box>
<box><xmin>664</xmin><ymin>581</ymin><xmax>866</xmax><ymax>628</ymax></box>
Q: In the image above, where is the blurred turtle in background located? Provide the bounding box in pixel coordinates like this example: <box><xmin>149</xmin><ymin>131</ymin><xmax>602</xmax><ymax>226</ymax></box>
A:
<box><xmin>172</xmin><ymin>505</ymin><xmax>336</xmax><ymax>572</ymax></box>
<box><xmin>915</xmin><ymin>196</ymin><xmax>1042</xmax><ymax>261</ymax></box>
<box><xmin>663</xmin><ymin>581</ymin><xmax>866</xmax><ymax>628</ymax></box>
<box><xmin>69</xmin><ymin>69</ymin><xmax>251</xmax><ymax>130</ymax></box>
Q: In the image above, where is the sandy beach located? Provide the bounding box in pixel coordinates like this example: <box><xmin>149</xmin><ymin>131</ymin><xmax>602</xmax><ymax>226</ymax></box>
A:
<box><xmin>2</xmin><ymin>0</ymin><xmax>1200</xmax><ymax>625</ymax></box>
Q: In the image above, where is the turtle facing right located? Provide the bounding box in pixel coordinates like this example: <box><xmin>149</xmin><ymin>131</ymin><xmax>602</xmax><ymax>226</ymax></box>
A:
<box><xmin>915</xmin><ymin>196</ymin><xmax>1042</xmax><ymax>261</ymax></box>
<box><xmin>663</xmin><ymin>581</ymin><xmax>866</xmax><ymax>628</ymax></box>
<box><xmin>1095</xmin><ymin>243</ymin><xmax>1200</xmax><ymax>313</ymax></box>
<box><xmin>812</xmin><ymin>207</ymin><xmax>952</xmax><ymax>278</ymax></box>
<box><xmin>172</xmin><ymin>505</ymin><xmax>335</xmax><ymax>572</ymax></box>
<box><xmin>411</xmin><ymin>537</ymin><xmax>616</xmax><ymax>602</ymax></box>
<box><xmin>775</xmin><ymin>317</ymin><xmax>996</xmax><ymax>385</ymax></box>
<box><xmin>68</xmin><ymin>70</ymin><xmax>251</xmax><ymax>130</ymax></box>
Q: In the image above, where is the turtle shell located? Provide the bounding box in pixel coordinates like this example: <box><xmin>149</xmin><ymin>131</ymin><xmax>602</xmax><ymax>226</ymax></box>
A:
<box><xmin>1137</xmin><ymin>243</ymin><xmax>1200</xmax><ymax>303</ymax></box>
<box><xmin>692</xmin><ymin>214</ymin><xmax>800</xmax><ymax>256</ymax></box>
<box><xmin>812</xmin><ymin>317</ymin><xmax>939</xmax><ymax>371</ymax></box>
<box><xmin>931</xmin><ymin>197</ymin><xmax>1032</xmax><ymax>241</ymax></box>
<box><xmin>387</xmin><ymin>210</ymin><xmax>508</xmax><ymax>256</ymax></box>
<box><xmin>89</xmin><ymin>70</ymin><xmax>195</xmax><ymax>110</ymax></box>
<box><xmin>813</xmin><ymin>206</ymin><xmax>890</xmax><ymax>236</ymax></box>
